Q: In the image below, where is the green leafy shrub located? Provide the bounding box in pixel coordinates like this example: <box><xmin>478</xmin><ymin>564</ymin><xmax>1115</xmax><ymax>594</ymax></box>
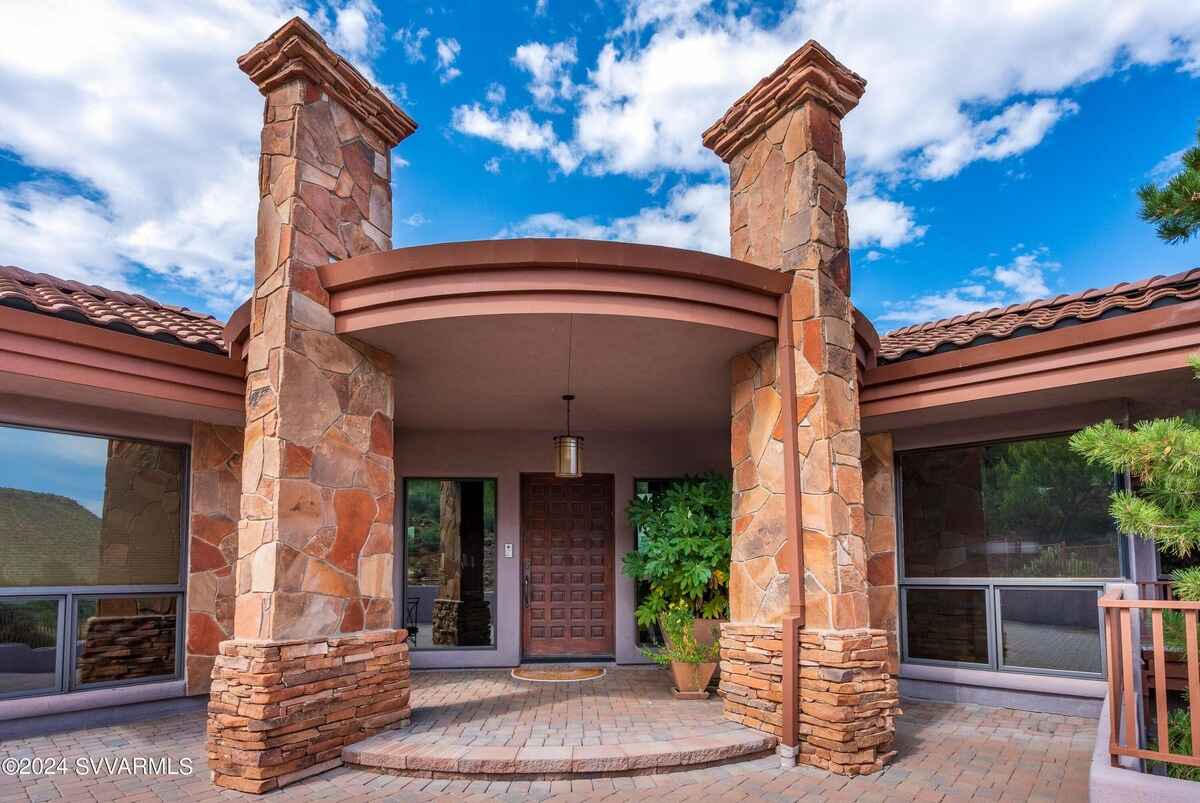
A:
<box><xmin>640</xmin><ymin>603</ymin><xmax>720</xmax><ymax>667</ymax></box>
<box><xmin>622</xmin><ymin>472</ymin><xmax>731</xmax><ymax>625</ymax></box>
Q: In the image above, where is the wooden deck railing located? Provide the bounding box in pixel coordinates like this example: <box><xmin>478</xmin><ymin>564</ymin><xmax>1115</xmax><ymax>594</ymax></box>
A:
<box><xmin>1136</xmin><ymin>580</ymin><xmax>1178</xmax><ymax>601</ymax></box>
<box><xmin>1100</xmin><ymin>586</ymin><xmax>1200</xmax><ymax>770</ymax></box>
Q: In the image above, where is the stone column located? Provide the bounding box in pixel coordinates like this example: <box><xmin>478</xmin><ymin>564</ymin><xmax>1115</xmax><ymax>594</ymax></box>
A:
<box><xmin>206</xmin><ymin>18</ymin><xmax>417</xmax><ymax>794</ymax></box>
<box><xmin>705</xmin><ymin>41</ymin><xmax>900</xmax><ymax>775</ymax></box>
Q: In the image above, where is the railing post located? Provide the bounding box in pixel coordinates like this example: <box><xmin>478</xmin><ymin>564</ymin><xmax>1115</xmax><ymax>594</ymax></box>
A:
<box><xmin>1099</xmin><ymin>583</ymin><xmax>1200</xmax><ymax>773</ymax></box>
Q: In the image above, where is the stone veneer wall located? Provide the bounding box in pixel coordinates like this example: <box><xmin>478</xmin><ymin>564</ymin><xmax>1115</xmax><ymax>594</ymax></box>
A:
<box><xmin>187</xmin><ymin>422</ymin><xmax>243</xmax><ymax>695</ymax></box>
<box><xmin>719</xmin><ymin>624</ymin><xmax>784</xmax><ymax>736</ymax></box>
<box><xmin>723</xmin><ymin>338</ymin><xmax>790</xmax><ymax>736</ymax></box>
<box><xmin>798</xmin><ymin>630</ymin><xmax>900</xmax><ymax>774</ymax></box>
<box><xmin>729</xmin><ymin>340</ymin><xmax>791</xmax><ymax>624</ymax></box>
<box><xmin>862</xmin><ymin>434</ymin><xmax>898</xmax><ymax>672</ymax></box>
<box><xmin>207</xmin><ymin>630</ymin><xmax>410</xmax><ymax>793</ymax></box>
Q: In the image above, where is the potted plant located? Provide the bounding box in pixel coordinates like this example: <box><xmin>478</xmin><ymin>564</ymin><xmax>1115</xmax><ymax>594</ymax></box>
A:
<box><xmin>623</xmin><ymin>473</ymin><xmax>731</xmax><ymax>648</ymax></box>
<box><xmin>641</xmin><ymin>603</ymin><xmax>721</xmax><ymax>699</ymax></box>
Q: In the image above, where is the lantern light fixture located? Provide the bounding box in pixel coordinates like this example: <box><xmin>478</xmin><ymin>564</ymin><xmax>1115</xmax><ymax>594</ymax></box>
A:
<box><xmin>553</xmin><ymin>394</ymin><xmax>582</xmax><ymax>478</ymax></box>
<box><xmin>553</xmin><ymin>316</ymin><xmax>583</xmax><ymax>478</ymax></box>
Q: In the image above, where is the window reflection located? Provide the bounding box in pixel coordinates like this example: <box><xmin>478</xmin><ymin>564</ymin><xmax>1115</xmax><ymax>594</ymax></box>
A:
<box><xmin>904</xmin><ymin>588</ymin><xmax>990</xmax><ymax>665</ymax></box>
<box><xmin>0</xmin><ymin>424</ymin><xmax>186</xmax><ymax>700</ymax></box>
<box><xmin>0</xmin><ymin>427</ymin><xmax>183</xmax><ymax>587</ymax></box>
<box><xmin>901</xmin><ymin>436</ymin><xmax>1120</xmax><ymax>579</ymax></box>
<box><xmin>75</xmin><ymin>596</ymin><xmax>178</xmax><ymax>686</ymax></box>
<box><xmin>404</xmin><ymin>479</ymin><xmax>496</xmax><ymax>648</ymax></box>
<box><xmin>999</xmin><ymin>587</ymin><xmax>1101</xmax><ymax>673</ymax></box>
<box><xmin>0</xmin><ymin>599</ymin><xmax>59</xmax><ymax>697</ymax></box>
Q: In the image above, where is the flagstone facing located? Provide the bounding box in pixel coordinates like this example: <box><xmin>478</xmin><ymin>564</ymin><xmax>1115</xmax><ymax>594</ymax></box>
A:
<box><xmin>187</xmin><ymin>422</ymin><xmax>243</xmax><ymax>695</ymax></box>
<box><xmin>862</xmin><ymin>433</ymin><xmax>899</xmax><ymax>672</ymax></box>
<box><xmin>707</xmin><ymin>41</ymin><xmax>899</xmax><ymax>774</ymax></box>
<box><xmin>205</xmin><ymin>17</ymin><xmax>416</xmax><ymax>793</ymax></box>
<box><xmin>728</xmin><ymin>340</ymin><xmax>790</xmax><ymax>625</ymax></box>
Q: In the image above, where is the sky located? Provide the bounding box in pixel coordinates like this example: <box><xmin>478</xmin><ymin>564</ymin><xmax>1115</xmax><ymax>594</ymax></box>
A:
<box><xmin>0</xmin><ymin>425</ymin><xmax>109</xmax><ymax>515</ymax></box>
<box><xmin>2</xmin><ymin>0</ymin><xmax>1200</xmax><ymax>333</ymax></box>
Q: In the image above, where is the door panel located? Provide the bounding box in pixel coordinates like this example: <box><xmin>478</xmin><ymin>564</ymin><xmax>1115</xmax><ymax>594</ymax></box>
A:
<box><xmin>521</xmin><ymin>473</ymin><xmax>614</xmax><ymax>658</ymax></box>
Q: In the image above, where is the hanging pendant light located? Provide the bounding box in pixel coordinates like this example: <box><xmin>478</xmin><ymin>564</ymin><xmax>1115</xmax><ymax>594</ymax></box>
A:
<box><xmin>553</xmin><ymin>317</ymin><xmax>583</xmax><ymax>478</ymax></box>
<box><xmin>553</xmin><ymin>395</ymin><xmax>583</xmax><ymax>478</ymax></box>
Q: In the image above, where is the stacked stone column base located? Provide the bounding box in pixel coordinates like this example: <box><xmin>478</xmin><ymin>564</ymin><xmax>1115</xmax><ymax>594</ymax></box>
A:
<box><xmin>207</xmin><ymin>628</ymin><xmax>411</xmax><ymax>793</ymax></box>
<box><xmin>798</xmin><ymin>628</ymin><xmax>900</xmax><ymax>775</ymax></box>
<box><xmin>719</xmin><ymin>623</ymin><xmax>784</xmax><ymax>736</ymax></box>
<box><xmin>721</xmin><ymin>625</ymin><xmax>900</xmax><ymax>775</ymax></box>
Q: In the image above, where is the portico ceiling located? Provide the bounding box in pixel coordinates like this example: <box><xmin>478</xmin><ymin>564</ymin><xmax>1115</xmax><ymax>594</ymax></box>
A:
<box><xmin>359</xmin><ymin>312</ymin><xmax>766</xmax><ymax>432</ymax></box>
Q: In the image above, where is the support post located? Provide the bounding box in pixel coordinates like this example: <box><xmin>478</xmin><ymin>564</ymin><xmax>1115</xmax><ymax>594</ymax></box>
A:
<box><xmin>206</xmin><ymin>17</ymin><xmax>418</xmax><ymax>793</ymax></box>
<box><xmin>708</xmin><ymin>41</ymin><xmax>900</xmax><ymax>775</ymax></box>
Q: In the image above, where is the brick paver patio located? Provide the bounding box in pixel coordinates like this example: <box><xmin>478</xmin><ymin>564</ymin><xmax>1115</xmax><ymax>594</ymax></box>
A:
<box><xmin>0</xmin><ymin>668</ymin><xmax>1095</xmax><ymax>801</ymax></box>
<box><xmin>344</xmin><ymin>668</ymin><xmax>774</xmax><ymax>776</ymax></box>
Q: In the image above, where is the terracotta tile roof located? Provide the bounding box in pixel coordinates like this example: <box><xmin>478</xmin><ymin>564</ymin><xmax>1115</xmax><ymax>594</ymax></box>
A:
<box><xmin>0</xmin><ymin>265</ymin><xmax>227</xmax><ymax>353</ymax></box>
<box><xmin>878</xmin><ymin>268</ymin><xmax>1200</xmax><ymax>363</ymax></box>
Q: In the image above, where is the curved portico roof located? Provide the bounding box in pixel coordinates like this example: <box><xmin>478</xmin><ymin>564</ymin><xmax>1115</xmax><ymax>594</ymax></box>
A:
<box><xmin>314</xmin><ymin>238</ymin><xmax>793</xmax><ymax>339</ymax></box>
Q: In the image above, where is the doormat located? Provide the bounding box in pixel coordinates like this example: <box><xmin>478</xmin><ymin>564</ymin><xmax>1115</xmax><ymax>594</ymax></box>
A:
<box><xmin>511</xmin><ymin>667</ymin><xmax>606</xmax><ymax>682</ymax></box>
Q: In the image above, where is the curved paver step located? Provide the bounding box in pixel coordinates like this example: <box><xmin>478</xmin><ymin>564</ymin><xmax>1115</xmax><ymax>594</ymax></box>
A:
<box><xmin>344</xmin><ymin>727</ymin><xmax>777</xmax><ymax>778</ymax></box>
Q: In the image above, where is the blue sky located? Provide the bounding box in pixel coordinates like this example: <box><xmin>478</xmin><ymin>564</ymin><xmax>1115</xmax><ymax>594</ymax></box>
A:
<box><xmin>0</xmin><ymin>426</ymin><xmax>108</xmax><ymax>514</ymax></box>
<box><xmin>2</xmin><ymin>1</ymin><xmax>1200</xmax><ymax>332</ymax></box>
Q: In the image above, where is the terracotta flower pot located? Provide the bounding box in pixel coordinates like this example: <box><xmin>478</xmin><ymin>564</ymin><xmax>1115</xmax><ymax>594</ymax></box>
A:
<box><xmin>670</xmin><ymin>660</ymin><xmax>717</xmax><ymax>699</ymax></box>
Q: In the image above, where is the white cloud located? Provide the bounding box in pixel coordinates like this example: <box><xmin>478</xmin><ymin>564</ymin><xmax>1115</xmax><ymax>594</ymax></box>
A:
<box><xmin>569</xmin><ymin>2</ymin><xmax>1200</xmax><ymax>180</ymax></box>
<box><xmin>499</xmin><ymin>182</ymin><xmax>729</xmax><ymax>256</ymax></box>
<box><xmin>395</xmin><ymin>24</ymin><xmax>429</xmax><ymax>63</ymax></box>
<box><xmin>457</xmin><ymin>0</ymin><xmax>1200</xmax><ymax>261</ymax></box>
<box><xmin>322</xmin><ymin>0</ymin><xmax>383</xmax><ymax>61</ymax></box>
<box><xmin>1149</xmin><ymin>147</ymin><xmax>1189</xmax><ymax>182</ymax></box>
<box><xmin>435</xmin><ymin>36</ymin><xmax>461</xmax><ymax>83</ymax></box>
<box><xmin>918</xmin><ymin>99</ymin><xmax>1079</xmax><ymax>180</ymax></box>
<box><xmin>847</xmin><ymin>181</ymin><xmax>927</xmax><ymax>249</ymax></box>
<box><xmin>0</xmin><ymin>1</ymin><xmax>415</xmax><ymax>314</ymax></box>
<box><xmin>403</xmin><ymin>212</ymin><xmax>429</xmax><ymax>226</ymax></box>
<box><xmin>484</xmin><ymin>157</ymin><xmax>502</xmax><ymax>174</ymax></box>
<box><xmin>485</xmin><ymin>82</ymin><xmax>507</xmax><ymax>106</ymax></box>
<box><xmin>534</xmin><ymin>0</ymin><xmax>548</xmax><ymax>16</ymax></box>
<box><xmin>992</xmin><ymin>249</ymin><xmax>1055</xmax><ymax>298</ymax></box>
<box><xmin>0</xmin><ymin>184</ymin><xmax>125</xmax><ymax>289</ymax></box>
<box><xmin>450</xmin><ymin>104</ymin><xmax>580</xmax><ymax>172</ymax></box>
<box><xmin>879</xmin><ymin>248</ymin><xmax>1060</xmax><ymax>326</ymax></box>
<box><xmin>513</xmin><ymin>40</ymin><xmax>577</xmax><ymax>111</ymax></box>
<box><xmin>392</xmin><ymin>155</ymin><xmax>410</xmax><ymax>169</ymax></box>
<box><xmin>0</xmin><ymin>0</ymin><xmax>356</xmax><ymax>313</ymax></box>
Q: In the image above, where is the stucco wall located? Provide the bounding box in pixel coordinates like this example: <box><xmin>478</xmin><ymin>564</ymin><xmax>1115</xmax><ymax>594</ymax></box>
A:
<box><xmin>393</xmin><ymin>428</ymin><xmax>728</xmax><ymax>667</ymax></box>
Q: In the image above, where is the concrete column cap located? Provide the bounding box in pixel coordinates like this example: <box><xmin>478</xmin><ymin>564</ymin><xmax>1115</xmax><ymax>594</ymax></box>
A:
<box><xmin>238</xmin><ymin>16</ymin><xmax>417</xmax><ymax>148</ymax></box>
<box><xmin>702</xmin><ymin>40</ymin><xmax>866</xmax><ymax>163</ymax></box>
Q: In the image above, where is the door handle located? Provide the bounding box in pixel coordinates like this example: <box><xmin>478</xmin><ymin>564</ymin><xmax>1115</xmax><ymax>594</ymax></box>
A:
<box><xmin>523</xmin><ymin>559</ymin><xmax>532</xmax><ymax>609</ymax></box>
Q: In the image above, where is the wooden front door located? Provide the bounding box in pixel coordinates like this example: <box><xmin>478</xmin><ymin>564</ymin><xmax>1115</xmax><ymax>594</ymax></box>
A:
<box><xmin>520</xmin><ymin>473</ymin><xmax>615</xmax><ymax>659</ymax></box>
